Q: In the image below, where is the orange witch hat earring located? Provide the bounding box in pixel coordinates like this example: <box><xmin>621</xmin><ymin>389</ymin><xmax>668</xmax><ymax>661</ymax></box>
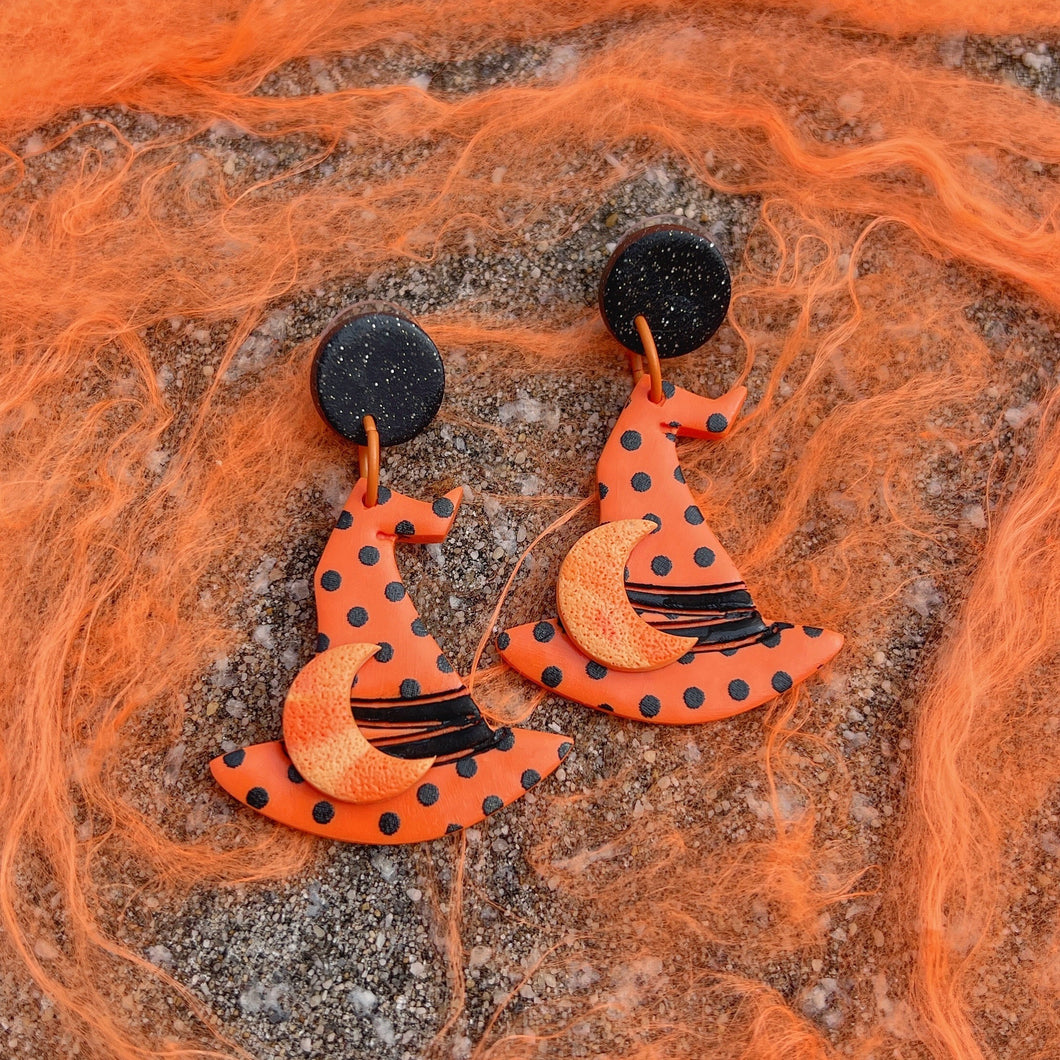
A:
<box><xmin>498</xmin><ymin>223</ymin><xmax>843</xmax><ymax>723</ymax></box>
<box><xmin>211</xmin><ymin>305</ymin><xmax>572</xmax><ymax>843</ymax></box>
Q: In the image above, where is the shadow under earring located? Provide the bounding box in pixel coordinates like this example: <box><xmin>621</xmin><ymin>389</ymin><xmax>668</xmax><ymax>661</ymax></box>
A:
<box><xmin>498</xmin><ymin>223</ymin><xmax>843</xmax><ymax>723</ymax></box>
<box><xmin>212</xmin><ymin>305</ymin><xmax>572</xmax><ymax>843</ymax></box>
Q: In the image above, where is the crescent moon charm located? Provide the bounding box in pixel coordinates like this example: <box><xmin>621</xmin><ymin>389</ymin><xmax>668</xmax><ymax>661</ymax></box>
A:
<box><xmin>282</xmin><ymin>643</ymin><xmax>436</xmax><ymax>803</ymax></box>
<box><xmin>556</xmin><ymin>519</ymin><xmax>690</xmax><ymax>672</ymax></box>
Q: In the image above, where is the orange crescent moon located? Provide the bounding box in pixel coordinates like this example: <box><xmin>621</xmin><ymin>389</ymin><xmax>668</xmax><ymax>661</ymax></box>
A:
<box><xmin>556</xmin><ymin>519</ymin><xmax>690</xmax><ymax>672</ymax></box>
<box><xmin>282</xmin><ymin>643</ymin><xmax>435</xmax><ymax>803</ymax></box>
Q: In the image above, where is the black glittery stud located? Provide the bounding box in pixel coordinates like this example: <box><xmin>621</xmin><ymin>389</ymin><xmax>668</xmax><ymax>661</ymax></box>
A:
<box><xmin>311</xmin><ymin>302</ymin><xmax>445</xmax><ymax>446</ymax></box>
<box><xmin>598</xmin><ymin>222</ymin><xmax>731</xmax><ymax>358</ymax></box>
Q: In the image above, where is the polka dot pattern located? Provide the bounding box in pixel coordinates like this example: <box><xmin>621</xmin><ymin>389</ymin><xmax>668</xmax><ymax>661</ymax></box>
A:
<box><xmin>482</xmin><ymin>795</ymin><xmax>503</xmax><ymax>815</ymax></box>
<box><xmin>313</xmin><ymin>801</ymin><xmax>335</xmax><ymax>824</ymax></box>
<box><xmin>456</xmin><ymin>756</ymin><xmax>478</xmax><ymax>778</ymax></box>
<box><xmin>771</xmin><ymin>671</ymin><xmax>793</xmax><ymax>693</ymax></box>
<box><xmin>358</xmin><ymin>546</ymin><xmax>378</xmax><ymax>568</ymax></box>
<box><xmin>433</xmin><ymin>497</ymin><xmax>454</xmax><ymax>518</ymax></box>
<box><xmin>320</xmin><ymin>569</ymin><xmax>342</xmax><ymax>590</ymax></box>
<box><xmin>621</xmin><ymin>430</ymin><xmax>642</xmax><ymax>451</ymax></box>
<box><xmin>533</xmin><ymin>621</ymin><xmax>555</xmax><ymax>643</ymax></box>
<box><xmin>631</xmin><ymin>472</ymin><xmax>652</xmax><ymax>492</ymax></box>
<box><xmin>639</xmin><ymin>695</ymin><xmax>661</xmax><ymax>718</ymax></box>
<box><xmin>336</xmin><ymin>511</ymin><xmax>353</xmax><ymax>530</ymax></box>
<box><xmin>707</xmin><ymin>413</ymin><xmax>728</xmax><ymax>433</ymax></box>
<box><xmin>651</xmin><ymin>555</ymin><xmax>672</xmax><ymax>576</ymax></box>
<box><xmin>400</xmin><ymin>678</ymin><xmax>422</xmax><ymax>699</ymax></box>
<box><xmin>378</xmin><ymin>812</ymin><xmax>401</xmax><ymax>836</ymax></box>
<box><xmin>520</xmin><ymin>769</ymin><xmax>541</xmax><ymax>790</ymax></box>
<box><xmin>395</xmin><ymin>520</ymin><xmax>415</xmax><ymax>536</ymax></box>
<box><xmin>683</xmin><ymin>686</ymin><xmax>705</xmax><ymax>709</ymax></box>
<box><xmin>684</xmin><ymin>505</ymin><xmax>704</xmax><ymax>525</ymax></box>
<box><xmin>347</xmin><ymin>606</ymin><xmax>368</xmax><ymax>628</ymax></box>
<box><xmin>246</xmin><ymin>786</ymin><xmax>269</xmax><ymax>809</ymax></box>
<box><xmin>223</xmin><ymin>749</ymin><xmax>245</xmax><ymax>768</ymax></box>
<box><xmin>728</xmin><ymin>679</ymin><xmax>750</xmax><ymax>701</ymax></box>
<box><xmin>541</xmin><ymin>666</ymin><xmax>563</xmax><ymax>688</ymax></box>
<box><xmin>417</xmin><ymin>783</ymin><xmax>440</xmax><ymax>806</ymax></box>
<box><xmin>384</xmin><ymin>581</ymin><xmax>405</xmax><ymax>602</ymax></box>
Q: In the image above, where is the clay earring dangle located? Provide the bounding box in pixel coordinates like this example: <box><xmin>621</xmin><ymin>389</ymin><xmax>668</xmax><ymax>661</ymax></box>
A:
<box><xmin>498</xmin><ymin>223</ymin><xmax>843</xmax><ymax>723</ymax></box>
<box><xmin>211</xmin><ymin>305</ymin><xmax>572</xmax><ymax>843</ymax></box>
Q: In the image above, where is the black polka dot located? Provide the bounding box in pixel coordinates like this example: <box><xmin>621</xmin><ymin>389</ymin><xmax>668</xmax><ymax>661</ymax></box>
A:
<box><xmin>437</xmin><ymin>654</ymin><xmax>454</xmax><ymax>674</ymax></box>
<box><xmin>246</xmin><ymin>787</ymin><xmax>269</xmax><ymax>809</ymax></box>
<box><xmin>417</xmin><ymin>783</ymin><xmax>440</xmax><ymax>807</ymax></box>
<box><xmin>287</xmin><ymin>764</ymin><xmax>304</xmax><ymax>784</ymax></box>
<box><xmin>347</xmin><ymin>606</ymin><xmax>368</xmax><ymax>628</ymax></box>
<box><xmin>496</xmin><ymin>728</ymin><xmax>515</xmax><ymax>751</ymax></box>
<box><xmin>375</xmin><ymin>485</ymin><xmax>392</xmax><ymax>504</ymax></box>
<box><xmin>222</xmin><ymin>749</ymin><xmax>245</xmax><ymax>768</ymax></box>
<box><xmin>678</xmin><ymin>651</ymin><xmax>695</xmax><ymax>664</ymax></box>
<box><xmin>643</xmin><ymin>513</ymin><xmax>661</xmax><ymax>529</ymax></box>
<box><xmin>728</xmin><ymin>679</ymin><xmax>750</xmax><ymax>701</ymax></box>
<box><xmin>533</xmin><ymin>621</ymin><xmax>555</xmax><ymax>643</ymax></box>
<box><xmin>598</xmin><ymin>702</ymin><xmax>615</xmax><ymax>712</ymax></box>
<box><xmin>432</xmin><ymin>497</ymin><xmax>454</xmax><ymax>518</ymax></box>
<box><xmin>376</xmin><ymin>641</ymin><xmax>394</xmax><ymax>662</ymax></box>
<box><xmin>395</xmin><ymin>520</ymin><xmax>415</xmax><ymax>536</ymax></box>
<box><xmin>707</xmin><ymin>413</ymin><xmax>728</xmax><ymax>433</ymax></box>
<box><xmin>520</xmin><ymin>769</ymin><xmax>541</xmax><ymax>790</ymax></box>
<box><xmin>771</xmin><ymin>671</ymin><xmax>793</xmax><ymax>693</ymax></box>
<box><xmin>312</xmin><ymin>801</ymin><xmax>335</xmax><ymax>824</ymax></box>
<box><xmin>674</xmin><ymin>466</ymin><xmax>686</xmax><ymax>484</ymax></box>
<box><xmin>665</xmin><ymin>432</ymin><xmax>677</xmax><ymax>443</ymax></box>
<box><xmin>631</xmin><ymin>471</ymin><xmax>652</xmax><ymax>492</ymax></box>
<box><xmin>315</xmin><ymin>632</ymin><xmax>330</xmax><ymax>652</ymax></box>
<box><xmin>639</xmin><ymin>695</ymin><xmax>661</xmax><ymax>718</ymax></box>
<box><xmin>558</xmin><ymin>741</ymin><xmax>572</xmax><ymax>758</ymax></box>
<box><xmin>496</xmin><ymin>631</ymin><xmax>511</xmax><ymax>650</ymax></box>
<box><xmin>482</xmin><ymin>795</ymin><xmax>503</xmax><ymax>815</ymax></box>
<box><xmin>400</xmin><ymin>678</ymin><xmax>421</xmax><ymax>699</ymax></box>
<box><xmin>683</xmin><ymin>686</ymin><xmax>705</xmax><ymax>709</ymax></box>
<box><xmin>694</xmin><ymin>547</ymin><xmax>716</xmax><ymax>568</ymax></box>
<box><xmin>541</xmin><ymin>666</ymin><xmax>563</xmax><ymax>688</ymax></box>
<box><xmin>586</xmin><ymin>660</ymin><xmax>607</xmax><ymax>680</ymax></box>
<box><xmin>721</xmin><ymin>647</ymin><xmax>739</xmax><ymax>657</ymax></box>
<box><xmin>336</xmin><ymin>510</ymin><xmax>353</xmax><ymax>530</ymax></box>
<box><xmin>598</xmin><ymin>482</ymin><xmax>609</xmax><ymax>500</ymax></box>
<box><xmin>662</xmin><ymin>380</ymin><xmax>676</xmax><ymax>399</ymax></box>
<box><xmin>445</xmin><ymin>823</ymin><xmax>462</xmax><ymax>834</ymax></box>
<box><xmin>456</xmin><ymin>756</ymin><xmax>478</xmax><ymax>778</ymax></box>
<box><xmin>412</xmin><ymin>618</ymin><xmax>428</xmax><ymax>637</ymax></box>
<box><xmin>804</xmin><ymin>626</ymin><xmax>823</xmax><ymax>638</ymax></box>
<box><xmin>621</xmin><ymin>430</ymin><xmax>642</xmax><ymax>451</ymax></box>
<box><xmin>378</xmin><ymin>812</ymin><xmax>400</xmax><ymax>836</ymax></box>
<box><xmin>684</xmin><ymin>505</ymin><xmax>704</xmax><ymax>525</ymax></box>
<box><xmin>320</xmin><ymin>569</ymin><xmax>341</xmax><ymax>591</ymax></box>
<box><xmin>651</xmin><ymin>555</ymin><xmax>672</xmax><ymax>576</ymax></box>
<box><xmin>762</xmin><ymin>629</ymin><xmax>782</xmax><ymax>648</ymax></box>
<box><xmin>384</xmin><ymin>581</ymin><xmax>406</xmax><ymax>602</ymax></box>
<box><xmin>358</xmin><ymin>545</ymin><xmax>380</xmax><ymax>566</ymax></box>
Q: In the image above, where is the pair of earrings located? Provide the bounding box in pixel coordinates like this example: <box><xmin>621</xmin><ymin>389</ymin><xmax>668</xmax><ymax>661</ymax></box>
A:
<box><xmin>211</xmin><ymin>223</ymin><xmax>842</xmax><ymax>845</ymax></box>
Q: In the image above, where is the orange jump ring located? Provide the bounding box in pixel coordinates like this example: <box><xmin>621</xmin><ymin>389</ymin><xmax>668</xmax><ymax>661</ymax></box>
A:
<box><xmin>357</xmin><ymin>414</ymin><xmax>380</xmax><ymax>507</ymax></box>
<box><xmin>633</xmin><ymin>315</ymin><xmax>664</xmax><ymax>404</ymax></box>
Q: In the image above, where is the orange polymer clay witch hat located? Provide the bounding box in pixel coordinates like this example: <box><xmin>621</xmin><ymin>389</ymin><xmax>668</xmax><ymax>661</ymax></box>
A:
<box><xmin>211</xmin><ymin>304</ymin><xmax>571</xmax><ymax>843</ymax></box>
<box><xmin>498</xmin><ymin>223</ymin><xmax>843</xmax><ymax>723</ymax></box>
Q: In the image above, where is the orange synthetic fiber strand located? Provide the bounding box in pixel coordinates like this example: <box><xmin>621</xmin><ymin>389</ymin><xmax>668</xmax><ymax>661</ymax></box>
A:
<box><xmin>3</xmin><ymin>0</ymin><xmax>1060</xmax><ymax>1058</ymax></box>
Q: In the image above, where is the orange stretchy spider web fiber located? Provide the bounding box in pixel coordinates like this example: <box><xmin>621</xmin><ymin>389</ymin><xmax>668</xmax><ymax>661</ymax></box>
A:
<box><xmin>2</xmin><ymin>1</ymin><xmax>1060</xmax><ymax>1058</ymax></box>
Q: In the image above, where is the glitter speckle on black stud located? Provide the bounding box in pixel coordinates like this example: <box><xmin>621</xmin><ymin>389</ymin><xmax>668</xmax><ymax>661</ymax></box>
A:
<box><xmin>223</xmin><ymin>749</ymin><xmax>245</xmax><ymax>768</ymax></box>
<box><xmin>347</xmin><ymin>606</ymin><xmax>368</xmax><ymax>628</ymax></box>
<box><xmin>384</xmin><ymin>581</ymin><xmax>405</xmax><ymax>602</ymax></box>
<box><xmin>358</xmin><ymin>545</ymin><xmax>380</xmax><ymax>566</ymax></box>
<box><xmin>456</xmin><ymin>756</ymin><xmax>478</xmax><ymax>778</ymax></box>
<box><xmin>728</xmin><ymin>679</ymin><xmax>750</xmax><ymax>701</ymax></box>
<box><xmin>520</xmin><ymin>769</ymin><xmax>540</xmax><ymax>790</ymax></box>
<box><xmin>417</xmin><ymin>783</ymin><xmax>440</xmax><ymax>806</ymax></box>
<box><xmin>246</xmin><ymin>786</ymin><xmax>269</xmax><ymax>809</ymax></box>
<box><xmin>684</xmin><ymin>505</ymin><xmax>704</xmax><ymax>525</ymax></box>
<box><xmin>312</xmin><ymin>801</ymin><xmax>335</xmax><ymax>824</ymax></box>
<box><xmin>598</xmin><ymin>223</ymin><xmax>732</xmax><ymax>358</ymax></box>
<box><xmin>621</xmin><ymin>430</ymin><xmax>642</xmax><ymax>451</ymax></box>
<box><xmin>586</xmin><ymin>660</ymin><xmax>607</xmax><ymax>680</ymax></box>
<box><xmin>707</xmin><ymin>413</ymin><xmax>728</xmax><ymax>433</ymax></box>
<box><xmin>771</xmin><ymin>671</ymin><xmax>793</xmax><ymax>693</ymax></box>
<box><xmin>320</xmin><ymin>569</ymin><xmax>342</xmax><ymax>591</ymax></box>
<box><xmin>639</xmin><ymin>694</ymin><xmax>661</xmax><ymax>718</ymax></box>
<box><xmin>395</xmin><ymin>519</ymin><xmax>415</xmax><ymax>536</ymax></box>
<box><xmin>378</xmin><ymin>811</ymin><xmax>401</xmax><ymax>836</ymax></box>
<box><xmin>482</xmin><ymin>795</ymin><xmax>503</xmax><ymax>815</ymax></box>
<box><xmin>400</xmin><ymin>678</ymin><xmax>421</xmax><ymax>699</ymax></box>
<box><xmin>694</xmin><ymin>547</ymin><xmax>716</xmax><ymax>567</ymax></box>
<box><xmin>311</xmin><ymin>309</ymin><xmax>445</xmax><ymax>446</ymax></box>
<box><xmin>631</xmin><ymin>471</ymin><xmax>652</xmax><ymax>492</ymax></box>
<box><xmin>432</xmin><ymin>496</ymin><xmax>454</xmax><ymax>518</ymax></box>
<box><xmin>541</xmin><ymin>666</ymin><xmax>563</xmax><ymax>688</ymax></box>
<box><xmin>533</xmin><ymin>621</ymin><xmax>555</xmax><ymax>643</ymax></box>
